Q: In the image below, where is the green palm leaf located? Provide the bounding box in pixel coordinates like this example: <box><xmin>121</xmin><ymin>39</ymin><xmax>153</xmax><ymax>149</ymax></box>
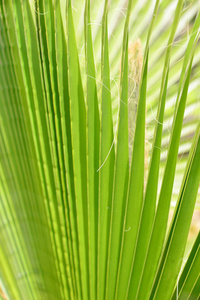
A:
<box><xmin>0</xmin><ymin>0</ymin><xmax>199</xmax><ymax>299</ymax></box>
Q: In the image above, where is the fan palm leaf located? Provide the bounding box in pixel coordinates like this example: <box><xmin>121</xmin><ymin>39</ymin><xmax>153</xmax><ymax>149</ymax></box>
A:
<box><xmin>0</xmin><ymin>0</ymin><xmax>200</xmax><ymax>299</ymax></box>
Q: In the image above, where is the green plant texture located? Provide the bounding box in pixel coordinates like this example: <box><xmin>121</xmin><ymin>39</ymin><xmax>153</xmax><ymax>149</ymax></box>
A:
<box><xmin>0</xmin><ymin>0</ymin><xmax>200</xmax><ymax>299</ymax></box>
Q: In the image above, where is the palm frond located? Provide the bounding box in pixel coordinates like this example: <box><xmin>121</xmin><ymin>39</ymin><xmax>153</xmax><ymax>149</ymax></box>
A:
<box><xmin>0</xmin><ymin>1</ymin><xmax>199</xmax><ymax>299</ymax></box>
